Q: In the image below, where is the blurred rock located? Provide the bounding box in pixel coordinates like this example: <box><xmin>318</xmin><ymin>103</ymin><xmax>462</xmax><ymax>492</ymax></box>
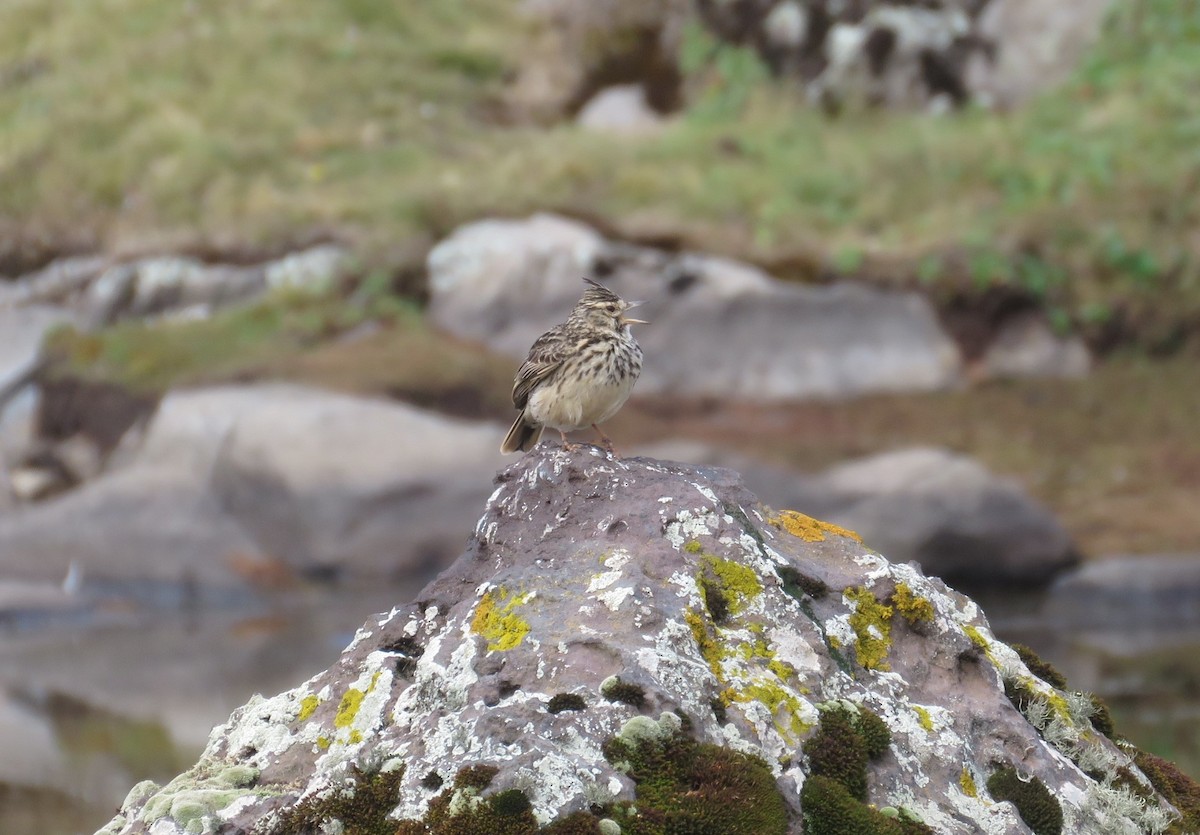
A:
<box><xmin>979</xmin><ymin>310</ymin><xmax>1091</xmax><ymax>379</ymax></box>
<box><xmin>576</xmin><ymin>84</ymin><xmax>666</xmax><ymax>135</ymax></box>
<box><xmin>642</xmin><ymin>441</ymin><xmax>1077</xmax><ymax>586</ymax></box>
<box><xmin>0</xmin><ymin>384</ymin><xmax>508</xmax><ymax>600</ymax></box>
<box><xmin>264</xmin><ymin>244</ymin><xmax>353</xmax><ymax>294</ymax></box>
<box><xmin>968</xmin><ymin>0</ymin><xmax>1116</xmax><ymax>107</ymax></box>
<box><xmin>428</xmin><ymin>214</ymin><xmax>963</xmax><ymax>399</ymax></box>
<box><xmin>1043</xmin><ymin>554</ymin><xmax>1200</xmax><ymax>628</ymax></box>
<box><xmin>0</xmin><ymin>256</ymin><xmax>107</xmax><ymax>308</ymax></box>
<box><xmin>0</xmin><ymin>306</ymin><xmax>73</xmax><ymax>396</ymax></box>
<box><xmin>506</xmin><ymin>0</ymin><xmax>687</xmax><ymax>122</ymax></box>
<box><xmin>98</xmin><ymin>447</ymin><xmax>1174</xmax><ymax>835</ymax></box>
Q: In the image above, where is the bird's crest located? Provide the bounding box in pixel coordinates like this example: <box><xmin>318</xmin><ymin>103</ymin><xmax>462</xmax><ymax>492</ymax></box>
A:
<box><xmin>578</xmin><ymin>276</ymin><xmax>622</xmax><ymax>306</ymax></box>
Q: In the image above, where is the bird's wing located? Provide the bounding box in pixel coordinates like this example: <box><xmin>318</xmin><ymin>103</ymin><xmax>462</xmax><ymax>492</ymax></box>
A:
<box><xmin>512</xmin><ymin>330</ymin><xmax>568</xmax><ymax>410</ymax></box>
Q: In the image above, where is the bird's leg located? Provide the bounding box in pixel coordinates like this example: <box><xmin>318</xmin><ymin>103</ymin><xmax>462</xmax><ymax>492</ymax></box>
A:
<box><xmin>558</xmin><ymin>428</ymin><xmax>581</xmax><ymax>453</ymax></box>
<box><xmin>592</xmin><ymin>424</ymin><xmax>619</xmax><ymax>458</ymax></box>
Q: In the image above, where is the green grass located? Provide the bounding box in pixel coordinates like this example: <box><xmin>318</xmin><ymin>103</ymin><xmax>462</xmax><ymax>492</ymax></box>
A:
<box><xmin>3</xmin><ymin>0</ymin><xmax>1200</xmax><ymax>339</ymax></box>
<box><xmin>43</xmin><ymin>284</ymin><xmax>514</xmax><ymax>415</ymax></box>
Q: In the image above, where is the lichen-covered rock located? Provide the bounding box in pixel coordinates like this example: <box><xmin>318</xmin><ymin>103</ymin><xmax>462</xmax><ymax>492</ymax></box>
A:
<box><xmin>97</xmin><ymin>448</ymin><xmax>1183</xmax><ymax>834</ymax></box>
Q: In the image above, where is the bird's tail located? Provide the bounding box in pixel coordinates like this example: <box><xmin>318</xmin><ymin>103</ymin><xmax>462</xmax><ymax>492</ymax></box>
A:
<box><xmin>501</xmin><ymin>415</ymin><xmax>543</xmax><ymax>454</ymax></box>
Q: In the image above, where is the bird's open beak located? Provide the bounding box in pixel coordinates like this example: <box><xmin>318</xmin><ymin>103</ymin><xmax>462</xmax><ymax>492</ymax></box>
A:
<box><xmin>620</xmin><ymin>301</ymin><xmax>649</xmax><ymax>325</ymax></box>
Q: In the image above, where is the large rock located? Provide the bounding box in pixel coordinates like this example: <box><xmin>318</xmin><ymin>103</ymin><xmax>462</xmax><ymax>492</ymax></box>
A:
<box><xmin>0</xmin><ymin>385</ymin><xmax>508</xmax><ymax>600</ymax></box>
<box><xmin>644</xmin><ymin>443</ymin><xmax>1078</xmax><ymax>586</ymax></box>
<box><xmin>428</xmin><ymin>214</ymin><xmax>963</xmax><ymax>400</ymax></box>
<box><xmin>100</xmin><ymin>448</ymin><xmax>1182</xmax><ymax>834</ymax></box>
<box><xmin>967</xmin><ymin>0</ymin><xmax>1116</xmax><ymax>107</ymax></box>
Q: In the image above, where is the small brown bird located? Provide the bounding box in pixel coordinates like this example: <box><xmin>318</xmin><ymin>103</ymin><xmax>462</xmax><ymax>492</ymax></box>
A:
<box><xmin>501</xmin><ymin>278</ymin><xmax>646</xmax><ymax>455</ymax></box>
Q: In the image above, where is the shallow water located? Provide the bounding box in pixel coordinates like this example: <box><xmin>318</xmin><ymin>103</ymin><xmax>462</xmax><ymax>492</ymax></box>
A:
<box><xmin>1</xmin><ymin>582</ymin><xmax>1196</xmax><ymax>835</ymax></box>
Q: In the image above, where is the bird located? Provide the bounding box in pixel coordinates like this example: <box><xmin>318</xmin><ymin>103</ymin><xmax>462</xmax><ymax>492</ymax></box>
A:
<box><xmin>501</xmin><ymin>277</ymin><xmax>647</xmax><ymax>456</ymax></box>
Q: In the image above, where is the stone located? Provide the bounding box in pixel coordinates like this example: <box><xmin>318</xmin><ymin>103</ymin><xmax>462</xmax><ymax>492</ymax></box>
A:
<box><xmin>771</xmin><ymin>447</ymin><xmax>1078</xmax><ymax>586</ymax></box>
<box><xmin>427</xmin><ymin>214</ymin><xmax>963</xmax><ymax>400</ymax></box>
<box><xmin>576</xmin><ymin>84</ymin><xmax>666</xmax><ymax>135</ymax></box>
<box><xmin>97</xmin><ymin>448</ymin><xmax>1184</xmax><ymax>834</ymax></box>
<box><xmin>0</xmin><ymin>255</ymin><xmax>108</xmax><ymax>308</ymax></box>
<box><xmin>124</xmin><ymin>257</ymin><xmax>265</xmax><ymax>319</ymax></box>
<box><xmin>263</xmin><ymin>244</ymin><xmax>353</xmax><ymax>294</ymax></box>
<box><xmin>0</xmin><ymin>384</ymin><xmax>508</xmax><ymax>598</ymax></box>
<box><xmin>1042</xmin><ymin>553</ymin><xmax>1200</xmax><ymax>628</ymax></box>
<box><xmin>640</xmin><ymin>442</ymin><xmax>1078</xmax><ymax>587</ymax></box>
<box><xmin>968</xmin><ymin>0</ymin><xmax>1116</xmax><ymax>107</ymax></box>
<box><xmin>505</xmin><ymin>0</ymin><xmax>688</xmax><ymax>122</ymax></box>
<box><xmin>979</xmin><ymin>311</ymin><xmax>1091</xmax><ymax>379</ymax></box>
<box><xmin>0</xmin><ymin>306</ymin><xmax>74</xmax><ymax>396</ymax></box>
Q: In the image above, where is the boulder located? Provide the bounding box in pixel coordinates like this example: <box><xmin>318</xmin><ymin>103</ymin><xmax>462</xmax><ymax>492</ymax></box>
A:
<box><xmin>0</xmin><ymin>305</ymin><xmax>73</xmax><ymax>397</ymax></box>
<box><xmin>770</xmin><ymin>447</ymin><xmax>1078</xmax><ymax>586</ymax></box>
<box><xmin>1042</xmin><ymin>553</ymin><xmax>1200</xmax><ymax>628</ymax></box>
<box><xmin>0</xmin><ymin>385</ymin><xmax>508</xmax><ymax>601</ymax></box>
<box><xmin>978</xmin><ymin>311</ymin><xmax>1091</xmax><ymax>379</ymax></box>
<box><xmin>428</xmin><ymin>214</ymin><xmax>963</xmax><ymax>400</ymax></box>
<box><xmin>968</xmin><ymin>0</ymin><xmax>1117</xmax><ymax>107</ymax></box>
<box><xmin>505</xmin><ymin>0</ymin><xmax>688</xmax><ymax>122</ymax></box>
<box><xmin>576</xmin><ymin>84</ymin><xmax>667</xmax><ymax>135</ymax></box>
<box><xmin>100</xmin><ymin>448</ymin><xmax>1183</xmax><ymax>834</ymax></box>
<box><xmin>640</xmin><ymin>443</ymin><xmax>1077</xmax><ymax>587</ymax></box>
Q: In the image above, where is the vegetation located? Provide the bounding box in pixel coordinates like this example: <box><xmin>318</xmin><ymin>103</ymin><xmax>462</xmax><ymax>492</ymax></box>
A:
<box><xmin>601</xmin><ymin>723</ymin><xmax>789</xmax><ymax>834</ymax></box>
<box><xmin>2</xmin><ymin>1</ymin><xmax>1200</xmax><ymax>344</ymax></box>
<box><xmin>985</xmin><ymin>766</ymin><xmax>1063</xmax><ymax>835</ymax></box>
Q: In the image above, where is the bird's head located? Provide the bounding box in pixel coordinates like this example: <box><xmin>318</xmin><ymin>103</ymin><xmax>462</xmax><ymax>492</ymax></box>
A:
<box><xmin>573</xmin><ymin>277</ymin><xmax>648</xmax><ymax>331</ymax></box>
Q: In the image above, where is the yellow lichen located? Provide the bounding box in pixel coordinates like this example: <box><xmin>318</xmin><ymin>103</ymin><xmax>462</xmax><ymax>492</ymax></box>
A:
<box><xmin>913</xmin><ymin>705</ymin><xmax>934</xmax><ymax>732</ymax></box>
<box><xmin>316</xmin><ymin>736</ymin><xmax>330</xmax><ymax>749</ymax></box>
<box><xmin>701</xmin><ymin>556</ymin><xmax>763</xmax><ymax>615</ymax></box>
<box><xmin>297</xmin><ymin>694</ymin><xmax>320</xmax><ymax>721</ymax></box>
<box><xmin>960</xmin><ymin>767</ymin><xmax>978</xmax><ymax>798</ymax></box>
<box><xmin>334</xmin><ymin>688</ymin><xmax>365</xmax><ymax>729</ymax></box>
<box><xmin>963</xmin><ymin>624</ymin><xmax>990</xmax><ymax>652</ymax></box>
<box><xmin>769</xmin><ymin>510</ymin><xmax>862</xmax><ymax>543</ymax></box>
<box><xmin>892</xmin><ymin>583</ymin><xmax>935</xmax><ymax>625</ymax></box>
<box><xmin>349</xmin><ymin>730</ymin><xmax>363</xmax><ymax>744</ymax></box>
<box><xmin>730</xmin><ymin>680</ymin><xmax>811</xmax><ymax>741</ymax></box>
<box><xmin>845</xmin><ymin>586</ymin><xmax>893</xmax><ymax>671</ymax></box>
<box><xmin>684</xmin><ymin>540</ymin><xmax>703</xmax><ymax>554</ymax></box>
<box><xmin>685</xmin><ymin>608</ymin><xmax>727</xmax><ymax>679</ymax></box>
<box><xmin>471</xmin><ymin>587</ymin><xmax>532</xmax><ymax>652</ymax></box>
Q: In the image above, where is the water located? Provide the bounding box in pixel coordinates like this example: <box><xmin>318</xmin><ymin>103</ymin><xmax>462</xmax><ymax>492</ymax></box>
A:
<box><xmin>2</xmin><ymin>582</ymin><xmax>1196</xmax><ymax>835</ymax></box>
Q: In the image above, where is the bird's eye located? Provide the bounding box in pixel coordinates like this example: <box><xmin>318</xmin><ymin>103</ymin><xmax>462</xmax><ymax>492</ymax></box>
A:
<box><xmin>606</xmin><ymin>304</ymin><xmax>618</xmax><ymax>313</ymax></box>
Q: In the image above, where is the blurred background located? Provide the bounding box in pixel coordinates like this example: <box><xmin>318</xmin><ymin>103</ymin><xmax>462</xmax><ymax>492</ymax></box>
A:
<box><xmin>1</xmin><ymin>0</ymin><xmax>1198</xmax><ymax>832</ymax></box>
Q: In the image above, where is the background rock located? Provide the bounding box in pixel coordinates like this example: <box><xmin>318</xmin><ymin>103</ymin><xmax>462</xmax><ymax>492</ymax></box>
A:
<box><xmin>968</xmin><ymin>0</ymin><xmax>1116</xmax><ymax>107</ymax></box>
<box><xmin>428</xmin><ymin>214</ymin><xmax>964</xmax><ymax>400</ymax></box>
<box><xmin>98</xmin><ymin>448</ymin><xmax>1180</xmax><ymax>834</ymax></box>
<box><xmin>1043</xmin><ymin>553</ymin><xmax>1200</xmax><ymax>628</ymax></box>
<box><xmin>643</xmin><ymin>442</ymin><xmax>1078</xmax><ymax>586</ymax></box>
<box><xmin>576</xmin><ymin>84</ymin><xmax>668</xmax><ymax>134</ymax></box>
<box><xmin>0</xmin><ymin>384</ymin><xmax>508</xmax><ymax>601</ymax></box>
<box><xmin>978</xmin><ymin>311</ymin><xmax>1091</xmax><ymax>379</ymax></box>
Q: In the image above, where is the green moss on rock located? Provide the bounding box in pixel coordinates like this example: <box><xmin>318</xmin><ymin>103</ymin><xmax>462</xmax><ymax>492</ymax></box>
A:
<box><xmin>600</xmin><ymin>677</ymin><xmax>648</xmax><ymax>710</ymax></box>
<box><xmin>1012</xmin><ymin>644</ymin><xmax>1069</xmax><ymax>690</ymax></box>
<box><xmin>548</xmin><ymin>693</ymin><xmax>588</xmax><ymax>714</ymax></box>
<box><xmin>272</xmin><ymin>762</ymin><xmax>406</xmax><ymax>835</ymax></box>
<box><xmin>602</xmin><ymin>720</ymin><xmax>787</xmax><ymax>834</ymax></box>
<box><xmin>1133</xmin><ymin>748</ymin><xmax>1200</xmax><ymax>832</ymax></box>
<box><xmin>803</xmin><ymin>708</ymin><xmax>869</xmax><ymax>801</ymax></box>
<box><xmin>986</xmin><ymin>766</ymin><xmax>1062</xmax><ymax>835</ymax></box>
<box><xmin>800</xmin><ymin>775</ymin><xmax>932</xmax><ymax>835</ymax></box>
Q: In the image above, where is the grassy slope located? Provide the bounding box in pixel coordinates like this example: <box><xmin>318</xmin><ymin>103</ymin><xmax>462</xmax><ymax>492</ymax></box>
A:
<box><xmin>2</xmin><ymin>0</ymin><xmax>1200</xmax><ymax>337</ymax></box>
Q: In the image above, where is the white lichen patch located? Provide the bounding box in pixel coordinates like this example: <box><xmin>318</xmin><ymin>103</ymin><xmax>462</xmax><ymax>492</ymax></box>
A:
<box><xmin>766</xmin><ymin>625</ymin><xmax>821</xmax><ymax>676</ymax></box>
<box><xmin>663</xmin><ymin>508</ymin><xmax>719</xmax><ymax>550</ymax></box>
